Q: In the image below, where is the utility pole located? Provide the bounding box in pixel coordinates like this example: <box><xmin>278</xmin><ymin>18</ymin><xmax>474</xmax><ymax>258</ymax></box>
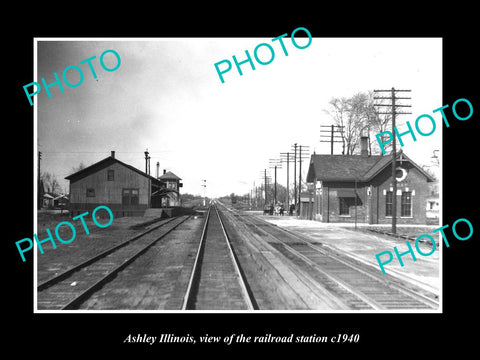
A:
<box><xmin>258</xmin><ymin>185</ymin><xmax>261</xmax><ymax>208</ymax></box>
<box><xmin>251</xmin><ymin>182</ymin><xmax>255</xmax><ymax>209</ymax></box>
<box><xmin>269</xmin><ymin>158</ymin><xmax>282</xmax><ymax>206</ymax></box>
<box><xmin>298</xmin><ymin>146</ymin><xmax>303</xmax><ymax>213</ymax></box>
<box><xmin>201</xmin><ymin>179</ymin><xmax>207</xmax><ymax>207</ymax></box>
<box><xmin>431</xmin><ymin>149</ymin><xmax>440</xmax><ymax>167</ymax></box>
<box><xmin>280</xmin><ymin>152</ymin><xmax>294</xmax><ymax>208</ymax></box>
<box><xmin>320</xmin><ymin>125</ymin><xmax>344</xmax><ymax>154</ymax></box>
<box><xmin>296</xmin><ymin>145</ymin><xmax>310</xmax><ymax>216</ymax></box>
<box><xmin>260</xmin><ymin>170</ymin><xmax>271</xmax><ymax>208</ymax></box>
<box><xmin>292</xmin><ymin>143</ymin><xmax>297</xmax><ymax>211</ymax></box>
<box><xmin>265</xmin><ymin>169</ymin><xmax>267</xmax><ymax>207</ymax></box>
<box><xmin>373</xmin><ymin>87</ymin><xmax>411</xmax><ymax>234</ymax></box>
<box><xmin>144</xmin><ymin>149</ymin><xmax>151</xmax><ymax>175</ymax></box>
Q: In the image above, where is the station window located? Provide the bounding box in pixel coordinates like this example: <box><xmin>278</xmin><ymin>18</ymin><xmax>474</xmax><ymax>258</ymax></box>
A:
<box><xmin>385</xmin><ymin>191</ymin><xmax>393</xmax><ymax>216</ymax></box>
<box><xmin>122</xmin><ymin>188</ymin><xmax>139</xmax><ymax>205</ymax></box>
<box><xmin>401</xmin><ymin>191</ymin><xmax>412</xmax><ymax>217</ymax></box>
<box><xmin>131</xmin><ymin>189</ymin><xmax>139</xmax><ymax>205</ymax></box>
<box><xmin>339</xmin><ymin>197</ymin><xmax>349</xmax><ymax>215</ymax></box>
<box><xmin>107</xmin><ymin>169</ymin><xmax>114</xmax><ymax>181</ymax></box>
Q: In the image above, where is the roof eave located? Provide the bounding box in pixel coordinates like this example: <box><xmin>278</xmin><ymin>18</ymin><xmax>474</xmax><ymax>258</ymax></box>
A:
<box><xmin>65</xmin><ymin>156</ymin><xmax>162</xmax><ymax>184</ymax></box>
<box><xmin>308</xmin><ymin>177</ymin><xmax>368</xmax><ymax>183</ymax></box>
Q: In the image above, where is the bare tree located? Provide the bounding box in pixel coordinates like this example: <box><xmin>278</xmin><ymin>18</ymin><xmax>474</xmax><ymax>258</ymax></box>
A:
<box><xmin>324</xmin><ymin>91</ymin><xmax>393</xmax><ymax>156</ymax></box>
<box><xmin>348</xmin><ymin>92</ymin><xmax>373</xmax><ymax>153</ymax></box>
<box><xmin>265</xmin><ymin>182</ymin><xmax>288</xmax><ymax>206</ymax></box>
<box><xmin>324</xmin><ymin>94</ymin><xmax>366</xmax><ymax>155</ymax></box>
<box><xmin>41</xmin><ymin>172</ymin><xmax>62</xmax><ymax>194</ymax></box>
<box><xmin>71</xmin><ymin>162</ymin><xmax>86</xmax><ymax>173</ymax></box>
<box><xmin>324</xmin><ymin>97</ymin><xmax>347</xmax><ymax>154</ymax></box>
<box><xmin>364</xmin><ymin>91</ymin><xmax>392</xmax><ymax>155</ymax></box>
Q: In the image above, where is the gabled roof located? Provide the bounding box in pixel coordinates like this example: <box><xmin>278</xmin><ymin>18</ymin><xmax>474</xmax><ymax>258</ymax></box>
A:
<box><xmin>307</xmin><ymin>151</ymin><xmax>434</xmax><ymax>183</ymax></box>
<box><xmin>158</xmin><ymin>171</ymin><xmax>182</xmax><ymax>181</ymax></box>
<box><xmin>306</xmin><ymin>154</ymin><xmax>383</xmax><ymax>182</ymax></box>
<box><xmin>359</xmin><ymin>155</ymin><xmax>392</xmax><ymax>180</ymax></box>
<box><xmin>65</xmin><ymin>155</ymin><xmax>162</xmax><ymax>184</ymax></box>
<box><xmin>362</xmin><ymin>151</ymin><xmax>434</xmax><ymax>181</ymax></box>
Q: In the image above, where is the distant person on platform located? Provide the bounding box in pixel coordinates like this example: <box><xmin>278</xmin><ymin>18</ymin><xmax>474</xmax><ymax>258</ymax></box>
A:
<box><xmin>289</xmin><ymin>204</ymin><xmax>295</xmax><ymax>216</ymax></box>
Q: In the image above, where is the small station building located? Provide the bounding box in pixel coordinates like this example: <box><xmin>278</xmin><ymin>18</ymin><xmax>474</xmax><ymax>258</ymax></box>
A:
<box><xmin>304</xmin><ymin>137</ymin><xmax>435</xmax><ymax>224</ymax></box>
<box><xmin>157</xmin><ymin>170</ymin><xmax>183</xmax><ymax>207</ymax></box>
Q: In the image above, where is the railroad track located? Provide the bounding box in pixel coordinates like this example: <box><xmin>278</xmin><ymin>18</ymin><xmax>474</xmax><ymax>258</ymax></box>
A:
<box><xmin>37</xmin><ymin>215</ymin><xmax>190</xmax><ymax>310</ymax></box>
<box><xmin>181</xmin><ymin>203</ymin><xmax>257</xmax><ymax>310</ymax></box>
<box><xmin>218</xmin><ymin>203</ymin><xmax>439</xmax><ymax>311</ymax></box>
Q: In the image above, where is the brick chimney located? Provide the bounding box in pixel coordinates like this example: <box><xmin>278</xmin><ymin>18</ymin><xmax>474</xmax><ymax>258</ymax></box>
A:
<box><xmin>360</xmin><ymin>136</ymin><xmax>369</xmax><ymax>157</ymax></box>
<box><xmin>110</xmin><ymin>151</ymin><xmax>115</xmax><ymax>158</ymax></box>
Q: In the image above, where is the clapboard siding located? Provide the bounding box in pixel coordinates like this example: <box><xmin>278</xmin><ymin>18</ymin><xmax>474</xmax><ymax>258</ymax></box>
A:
<box><xmin>69</xmin><ymin>162</ymin><xmax>151</xmax><ymax>217</ymax></box>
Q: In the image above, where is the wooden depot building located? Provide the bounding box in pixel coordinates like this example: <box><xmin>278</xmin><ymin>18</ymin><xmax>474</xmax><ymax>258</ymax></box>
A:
<box><xmin>65</xmin><ymin>151</ymin><xmax>181</xmax><ymax>217</ymax></box>
<box><xmin>157</xmin><ymin>170</ymin><xmax>182</xmax><ymax>207</ymax></box>
<box><xmin>304</xmin><ymin>137</ymin><xmax>435</xmax><ymax>224</ymax></box>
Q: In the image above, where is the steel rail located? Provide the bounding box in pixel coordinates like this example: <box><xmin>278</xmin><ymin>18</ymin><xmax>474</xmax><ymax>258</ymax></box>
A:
<box><xmin>181</xmin><ymin>206</ymin><xmax>211</xmax><ymax>310</ymax></box>
<box><xmin>214</xmin><ymin>204</ymin><xmax>256</xmax><ymax>310</ymax></box>
<box><xmin>218</xmin><ymin>202</ymin><xmax>438</xmax><ymax>310</ymax></box>
<box><xmin>230</xmin><ymin>211</ymin><xmax>384</xmax><ymax>309</ymax></box>
<box><xmin>181</xmin><ymin>203</ymin><xmax>256</xmax><ymax>310</ymax></box>
<box><xmin>37</xmin><ymin>216</ymin><xmax>179</xmax><ymax>292</ymax></box>
<box><xmin>251</xmin><ymin>213</ymin><xmax>439</xmax><ymax>309</ymax></box>
<box><xmin>60</xmin><ymin>215</ymin><xmax>191</xmax><ymax>310</ymax></box>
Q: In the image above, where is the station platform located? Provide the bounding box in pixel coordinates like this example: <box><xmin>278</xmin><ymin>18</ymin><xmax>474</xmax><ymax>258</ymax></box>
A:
<box><xmin>258</xmin><ymin>214</ymin><xmax>441</xmax><ymax>296</ymax></box>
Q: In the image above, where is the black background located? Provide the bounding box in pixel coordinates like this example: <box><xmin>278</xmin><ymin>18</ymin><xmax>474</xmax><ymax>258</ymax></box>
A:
<box><xmin>6</xmin><ymin>5</ymin><xmax>478</xmax><ymax>356</ymax></box>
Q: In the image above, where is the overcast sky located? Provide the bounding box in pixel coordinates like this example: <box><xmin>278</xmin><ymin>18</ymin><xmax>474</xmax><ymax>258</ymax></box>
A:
<box><xmin>36</xmin><ymin>37</ymin><xmax>442</xmax><ymax>197</ymax></box>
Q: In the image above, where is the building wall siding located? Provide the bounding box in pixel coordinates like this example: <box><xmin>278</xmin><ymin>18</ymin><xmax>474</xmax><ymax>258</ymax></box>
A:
<box><xmin>320</xmin><ymin>182</ymin><xmax>368</xmax><ymax>223</ymax></box>
<box><xmin>373</xmin><ymin>162</ymin><xmax>429</xmax><ymax>224</ymax></box>
<box><xmin>68</xmin><ymin>203</ymin><xmax>148</xmax><ymax>217</ymax></box>
<box><xmin>311</xmin><ymin>161</ymin><xmax>431</xmax><ymax>224</ymax></box>
<box><xmin>162</xmin><ymin>180</ymin><xmax>181</xmax><ymax>206</ymax></box>
<box><xmin>68</xmin><ymin>162</ymin><xmax>150</xmax><ymax>216</ymax></box>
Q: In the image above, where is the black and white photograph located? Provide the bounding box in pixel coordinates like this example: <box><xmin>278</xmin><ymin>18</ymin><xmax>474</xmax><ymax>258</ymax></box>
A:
<box><xmin>33</xmin><ymin>37</ymin><xmax>442</xmax><ymax>312</ymax></box>
<box><xmin>6</xmin><ymin>11</ymin><xmax>478</xmax><ymax>355</ymax></box>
